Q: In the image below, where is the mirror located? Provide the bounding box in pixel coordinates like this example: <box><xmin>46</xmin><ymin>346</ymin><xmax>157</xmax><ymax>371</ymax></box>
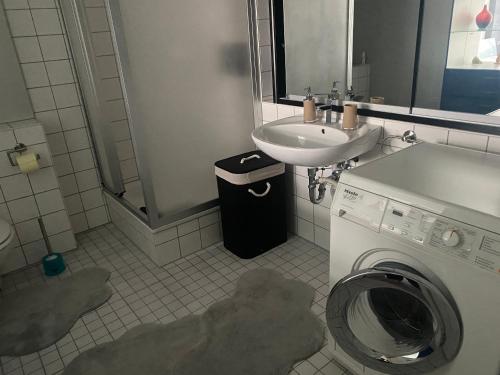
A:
<box><xmin>271</xmin><ymin>0</ymin><xmax>348</xmax><ymax>102</ymax></box>
<box><xmin>351</xmin><ymin>0</ymin><xmax>420</xmax><ymax>107</ymax></box>
<box><xmin>268</xmin><ymin>0</ymin><xmax>500</xmax><ymax>127</ymax></box>
<box><xmin>414</xmin><ymin>0</ymin><xmax>500</xmax><ymax>116</ymax></box>
<box><xmin>0</xmin><ymin>6</ymin><xmax>33</xmax><ymax>123</ymax></box>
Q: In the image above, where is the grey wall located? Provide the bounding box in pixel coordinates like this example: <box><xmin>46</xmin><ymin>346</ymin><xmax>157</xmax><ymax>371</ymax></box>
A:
<box><xmin>284</xmin><ymin>0</ymin><xmax>349</xmax><ymax>96</ymax></box>
<box><xmin>0</xmin><ymin>6</ymin><xmax>33</xmax><ymax>123</ymax></box>
<box><xmin>353</xmin><ymin>0</ymin><xmax>420</xmax><ymax>107</ymax></box>
<box><xmin>414</xmin><ymin>0</ymin><xmax>454</xmax><ymax>109</ymax></box>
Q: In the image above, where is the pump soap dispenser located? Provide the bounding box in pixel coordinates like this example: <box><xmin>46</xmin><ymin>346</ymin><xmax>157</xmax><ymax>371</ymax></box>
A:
<box><xmin>303</xmin><ymin>87</ymin><xmax>316</xmax><ymax>123</ymax></box>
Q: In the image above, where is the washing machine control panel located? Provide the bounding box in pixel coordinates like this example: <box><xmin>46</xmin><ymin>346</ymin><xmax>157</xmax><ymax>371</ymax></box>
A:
<box><xmin>381</xmin><ymin>201</ymin><xmax>500</xmax><ymax>275</ymax></box>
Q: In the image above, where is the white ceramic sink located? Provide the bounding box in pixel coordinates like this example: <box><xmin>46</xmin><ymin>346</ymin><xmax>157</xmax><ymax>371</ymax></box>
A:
<box><xmin>252</xmin><ymin>117</ymin><xmax>382</xmax><ymax>167</ymax></box>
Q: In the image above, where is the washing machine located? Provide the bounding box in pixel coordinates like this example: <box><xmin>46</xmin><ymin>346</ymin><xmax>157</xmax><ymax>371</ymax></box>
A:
<box><xmin>325</xmin><ymin>142</ymin><xmax>500</xmax><ymax>375</ymax></box>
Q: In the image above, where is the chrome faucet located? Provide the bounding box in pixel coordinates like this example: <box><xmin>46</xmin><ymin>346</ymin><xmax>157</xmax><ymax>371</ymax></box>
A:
<box><xmin>317</xmin><ymin>81</ymin><xmax>342</xmax><ymax>125</ymax></box>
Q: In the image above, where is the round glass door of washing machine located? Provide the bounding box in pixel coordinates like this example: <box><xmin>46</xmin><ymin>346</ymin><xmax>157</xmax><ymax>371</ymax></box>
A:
<box><xmin>326</xmin><ymin>262</ymin><xmax>463</xmax><ymax>375</ymax></box>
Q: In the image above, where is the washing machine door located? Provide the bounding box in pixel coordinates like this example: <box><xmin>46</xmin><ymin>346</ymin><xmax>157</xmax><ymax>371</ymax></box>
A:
<box><xmin>326</xmin><ymin>262</ymin><xmax>462</xmax><ymax>375</ymax></box>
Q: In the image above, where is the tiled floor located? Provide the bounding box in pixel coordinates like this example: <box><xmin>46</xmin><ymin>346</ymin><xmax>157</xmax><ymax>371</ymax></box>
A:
<box><xmin>0</xmin><ymin>224</ymin><xmax>350</xmax><ymax>375</ymax></box>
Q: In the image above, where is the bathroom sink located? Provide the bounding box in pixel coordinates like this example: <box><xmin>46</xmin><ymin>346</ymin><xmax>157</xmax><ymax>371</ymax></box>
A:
<box><xmin>252</xmin><ymin>117</ymin><xmax>382</xmax><ymax>167</ymax></box>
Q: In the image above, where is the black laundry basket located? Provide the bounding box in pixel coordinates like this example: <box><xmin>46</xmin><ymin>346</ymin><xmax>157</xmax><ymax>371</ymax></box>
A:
<box><xmin>215</xmin><ymin>151</ymin><xmax>287</xmax><ymax>259</ymax></box>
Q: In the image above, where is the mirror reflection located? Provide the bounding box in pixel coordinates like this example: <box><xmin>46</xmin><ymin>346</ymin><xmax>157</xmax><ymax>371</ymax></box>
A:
<box><xmin>269</xmin><ymin>0</ymin><xmax>500</xmax><ymax>121</ymax></box>
<box><xmin>352</xmin><ymin>0</ymin><xmax>420</xmax><ymax>107</ymax></box>
<box><xmin>415</xmin><ymin>0</ymin><xmax>500</xmax><ymax>114</ymax></box>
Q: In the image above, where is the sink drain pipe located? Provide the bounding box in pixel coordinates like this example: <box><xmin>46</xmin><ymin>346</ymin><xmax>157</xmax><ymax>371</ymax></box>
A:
<box><xmin>308</xmin><ymin>159</ymin><xmax>357</xmax><ymax>204</ymax></box>
<box><xmin>308</xmin><ymin>168</ymin><xmax>327</xmax><ymax>204</ymax></box>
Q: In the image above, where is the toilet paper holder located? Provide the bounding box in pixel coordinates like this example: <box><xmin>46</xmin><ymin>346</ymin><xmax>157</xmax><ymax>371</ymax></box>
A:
<box><xmin>7</xmin><ymin>143</ymin><xmax>40</xmax><ymax>166</ymax></box>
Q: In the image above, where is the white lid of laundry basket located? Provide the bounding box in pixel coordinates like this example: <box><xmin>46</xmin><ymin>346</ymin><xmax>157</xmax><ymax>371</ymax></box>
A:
<box><xmin>215</xmin><ymin>151</ymin><xmax>285</xmax><ymax>186</ymax></box>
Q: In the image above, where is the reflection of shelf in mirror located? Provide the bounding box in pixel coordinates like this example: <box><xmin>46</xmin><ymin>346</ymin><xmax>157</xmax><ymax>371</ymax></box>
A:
<box><xmin>450</xmin><ymin>28</ymin><xmax>500</xmax><ymax>33</ymax></box>
<box><xmin>447</xmin><ymin>63</ymin><xmax>500</xmax><ymax>70</ymax></box>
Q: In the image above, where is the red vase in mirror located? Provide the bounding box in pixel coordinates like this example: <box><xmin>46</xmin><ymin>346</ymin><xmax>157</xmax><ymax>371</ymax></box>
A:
<box><xmin>476</xmin><ymin>5</ymin><xmax>492</xmax><ymax>29</ymax></box>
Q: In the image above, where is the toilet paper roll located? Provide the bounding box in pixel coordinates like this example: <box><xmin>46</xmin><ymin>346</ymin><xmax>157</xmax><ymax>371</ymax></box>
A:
<box><xmin>16</xmin><ymin>153</ymin><xmax>40</xmax><ymax>174</ymax></box>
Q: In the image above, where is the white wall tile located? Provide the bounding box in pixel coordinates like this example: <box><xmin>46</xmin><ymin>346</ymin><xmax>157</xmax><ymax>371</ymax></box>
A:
<box><xmin>383</xmin><ymin>120</ymin><xmax>415</xmax><ymax>148</ymax></box>
<box><xmin>297</xmin><ymin>218</ymin><xmax>314</xmax><ymax>243</ymax></box>
<box><xmin>414</xmin><ymin>125</ymin><xmax>448</xmax><ymax>144</ymax></box>
<box><xmin>48</xmin><ymin>230</ymin><xmax>77</xmax><ymax>253</ymax></box>
<box><xmin>64</xmin><ymin>128</ymin><xmax>89</xmax><ymax>151</ymax></box>
<box><xmin>58</xmin><ymin>174</ymin><xmax>78</xmax><ymax>197</ymax></box>
<box><xmin>152</xmin><ymin>239</ymin><xmax>180</xmax><ymax>266</ymax></box>
<box><xmin>69</xmin><ymin>212</ymin><xmax>88</xmax><ymax>233</ymax></box>
<box><xmin>277</xmin><ymin>104</ymin><xmax>295</xmax><ymax>120</ymax></box>
<box><xmin>35</xmin><ymin>188</ymin><xmax>64</xmax><ymax>214</ymax></box>
<box><xmin>199</xmin><ymin>211</ymin><xmax>219</xmax><ymax>228</ymax></box>
<box><xmin>35</xmin><ymin>110</ymin><xmax>62</xmax><ymax>134</ymax></box>
<box><xmin>86</xmin><ymin>7</ymin><xmax>109</xmax><ymax>32</ymax></box>
<box><xmin>85</xmin><ymin>206</ymin><xmax>108</xmax><ymax>228</ymax></box>
<box><xmin>295</xmin><ymin>174</ymin><xmax>309</xmax><ymax>200</ymax></box>
<box><xmin>1</xmin><ymin>246</ymin><xmax>27</xmax><ymax>274</ymax></box>
<box><xmin>28</xmin><ymin>167</ymin><xmax>58</xmax><ymax>193</ymax></box>
<box><xmin>313</xmin><ymin>204</ymin><xmax>330</xmax><ymax>230</ymax></box>
<box><xmin>21</xmin><ymin>62</ymin><xmax>49</xmax><ymax>88</ymax></box>
<box><xmin>13</xmin><ymin>124</ymin><xmax>45</xmax><ymax>145</ymax></box>
<box><xmin>75</xmin><ymin>169</ymin><xmax>99</xmax><ymax>191</ymax></box>
<box><xmin>177</xmin><ymin>219</ymin><xmax>199</xmax><ymax>236</ymax></box>
<box><xmin>152</xmin><ymin>227</ymin><xmax>177</xmax><ymax>246</ymax></box>
<box><xmin>31</xmin><ymin>9</ymin><xmax>61</xmax><ymax>35</ymax></box>
<box><xmin>0</xmin><ymin>152</ymin><xmax>19</xmax><ymax>178</ymax></box>
<box><xmin>64</xmin><ymin>194</ymin><xmax>83</xmax><ymax>215</ymax></box>
<box><xmin>0</xmin><ymin>174</ymin><xmax>32</xmax><ymax>201</ymax></box>
<box><xmin>29</xmin><ymin>87</ymin><xmax>56</xmax><ymax>111</ymax></box>
<box><xmin>314</xmin><ymin>226</ymin><xmax>329</xmax><ymax>250</ymax></box>
<box><xmin>487</xmin><ymin>136</ymin><xmax>500</xmax><ymax>154</ymax></box>
<box><xmin>70</xmin><ymin>149</ymin><xmax>94</xmax><ymax>172</ymax></box>
<box><xmin>52</xmin><ymin>84</ymin><xmax>79</xmax><ymax>109</ymax></box>
<box><xmin>58</xmin><ymin>106</ymin><xmax>85</xmax><ymax>131</ymax></box>
<box><xmin>200</xmin><ymin>223</ymin><xmax>221</xmax><ymax>248</ymax></box>
<box><xmin>179</xmin><ymin>231</ymin><xmax>202</xmax><ymax>257</ymax></box>
<box><xmin>45</xmin><ymin>60</ymin><xmax>74</xmax><ymax>85</ymax></box>
<box><xmin>262</xmin><ymin>102</ymin><xmax>278</xmax><ymax>122</ymax></box>
<box><xmin>91</xmin><ymin>32</ymin><xmax>113</xmax><ymax>56</ymax></box>
<box><xmin>15</xmin><ymin>218</ymin><xmax>42</xmax><ymax>244</ymax></box>
<box><xmin>46</xmin><ymin>132</ymin><xmax>68</xmax><ymax>155</ymax></box>
<box><xmin>53</xmin><ymin>154</ymin><xmax>73</xmax><ymax>176</ymax></box>
<box><xmin>28</xmin><ymin>0</ymin><xmax>56</xmax><ymax>8</ymax></box>
<box><xmin>7</xmin><ymin>196</ymin><xmax>39</xmax><ymax>223</ymax></box>
<box><xmin>448</xmin><ymin>130</ymin><xmax>488</xmax><ymax>151</ymax></box>
<box><xmin>4</xmin><ymin>0</ymin><xmax>29</xmax><ymax>9</ymax></box>
<box><xmin>296</xmin><ymin>196</ymin><xmax>313</xmax><ymax>222</ymax></box>
<box><xmin>42</xmin><ymin>210</ymin><xmax>71</xmax><ymax>236</ymax></box>
<box><xmin>96</xmin><ymin>55</ymin><xmax>118</xmax><ymax>78</ymax></box>
<box><xmin>38</xmin><ymin>35</ymin><xmax>68</xmax><ymax>60</ymax></box>
<box><xmin>14</xmin><ymin>36</ymin><xmax>43</xmax><ymax>62</ymax></box>
<box><xmin>22</xmin><ymin>239</ymin><xmax>47</xmax><ymax>263</ymax></box>
<box><xmin>80</xmin><ymin>188</ymin><xmax>104</xmax><ymax>210</ymax></box>
<box><xmin>0</xmin><ymin>129</ymin><xmax>16</xmax><ymax>151</ymax></box>
<box><xmin>6</xmin><ymin>10</ymin><xmax>36</xmax><ymax>36</ymax></box>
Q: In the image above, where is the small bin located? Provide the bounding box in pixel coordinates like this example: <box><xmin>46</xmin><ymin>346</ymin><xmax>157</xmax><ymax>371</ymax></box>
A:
<box><xmin>215</xmin><ymin>151</ymin><xmax>287</xmax><ymax>259</ymax></box>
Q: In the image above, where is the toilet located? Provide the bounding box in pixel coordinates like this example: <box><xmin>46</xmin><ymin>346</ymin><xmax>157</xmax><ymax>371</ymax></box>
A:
<box><xmin>0</xmin><ymin>218</ymin><xmax>15</xmax><ymax>287</ymax></box>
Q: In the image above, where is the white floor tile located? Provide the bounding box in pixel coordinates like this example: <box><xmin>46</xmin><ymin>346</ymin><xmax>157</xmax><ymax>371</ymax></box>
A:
<box><xmin>0</xmin><ymin>223</ymin><xmax>346</xmax><ymax>375</ymax></box>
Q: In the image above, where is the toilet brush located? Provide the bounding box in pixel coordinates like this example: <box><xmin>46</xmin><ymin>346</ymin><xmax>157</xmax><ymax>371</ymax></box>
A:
<box><xmin>38</xmin><ymin>218</ymin><xmax>66</xmax><ymax>276</ymax></box>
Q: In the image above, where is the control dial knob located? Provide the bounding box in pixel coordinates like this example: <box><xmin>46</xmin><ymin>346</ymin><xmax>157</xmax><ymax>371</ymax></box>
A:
<box><xmin>442</xmin><ymin>229</ymin><xmax>461</xmax><ymax>247</ymax></box>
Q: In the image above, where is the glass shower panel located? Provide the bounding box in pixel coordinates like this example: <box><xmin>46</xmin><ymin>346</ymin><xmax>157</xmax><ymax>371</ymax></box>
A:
<box><xmin>62</xmin><ymin>0</ymin><xmax>146</xmax><ymax>211</ymax></box>
<box><xmin>108</xmin><ymin>0</ymin><xmax>258</xmax><ymax>226</ymax></box>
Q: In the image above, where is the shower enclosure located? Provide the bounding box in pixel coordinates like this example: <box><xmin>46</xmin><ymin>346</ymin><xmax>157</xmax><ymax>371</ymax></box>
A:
<box><xmin>60</xmin><ymin>0</ymin><xmax>261</xmax><ymax>230</ymax></box>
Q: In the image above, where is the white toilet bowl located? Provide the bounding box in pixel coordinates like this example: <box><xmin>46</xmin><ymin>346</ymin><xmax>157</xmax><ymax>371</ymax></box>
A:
<box><xmin>0</xmin><ymin>219</ymin><xmax>15</xmax><ymax>287</ymax></box>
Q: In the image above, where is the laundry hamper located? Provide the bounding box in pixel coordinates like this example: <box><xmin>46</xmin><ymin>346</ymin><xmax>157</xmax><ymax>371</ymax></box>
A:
<box><xmin>215</xmin><ymin>151</ymin><xmax>287</xmax><ymax>259</ymax></box>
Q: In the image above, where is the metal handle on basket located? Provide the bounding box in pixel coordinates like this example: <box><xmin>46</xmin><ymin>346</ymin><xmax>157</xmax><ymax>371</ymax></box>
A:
<box><xmin>248</xmin><ymin>182</ymin><xmax>271</xmax><ymax>198</ymax></box>
<box><xmin>240</xmin><ymin>154</ymin><xmax>261</xmax><ymax>164</ymax></box>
